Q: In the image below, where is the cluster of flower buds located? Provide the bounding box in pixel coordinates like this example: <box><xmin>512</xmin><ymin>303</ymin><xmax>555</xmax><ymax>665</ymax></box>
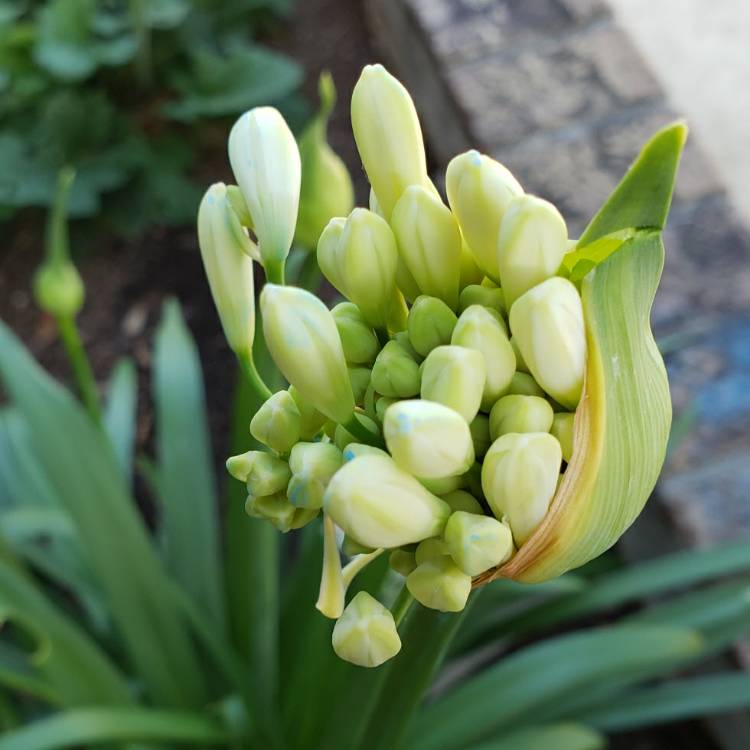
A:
<box><xmin>202</xmin><ymin>64</ymin><xmax>677</xmax><ymax>668</ymax></box>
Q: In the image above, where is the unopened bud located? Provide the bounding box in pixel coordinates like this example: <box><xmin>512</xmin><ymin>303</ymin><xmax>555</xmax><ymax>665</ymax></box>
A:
<box><xmin>406</xmin><ymin>557</ymin><xmax>471</xmax><ymax>612</ymax></box>
<box><xmin>393</xmin><ymin>331</ymin><xmax>421</xmax><ymax>361</ymax></box>
<box><xmin>415</xmin><ymin>537</ymin><xmax>449</xmax><ymax>565</ymax></box>
<box><xmin>481</xmin><ymin>432</ymin><xmax>562</xmax><ymax>544</ymax></box>
<box><xmin>509</xmin><ymin>277</ymin><xmax>586</xmax><ymax>410</ymax></box>
<box><xmin>551</xmin><ymin>412</ymin><xmax>575</xmax><ymax>462</ymax></box>
<box><xmin>452</xmin><ymin>305</ymin><xmax>515</xmax><ymax>410</ymax></box>
<box><xmin>384</xmin><ymin>400</ymin><xmax>475</xmax><ymax>479</ymax></box>
<box><xmin>324</xmin><ymin>454</ymin><xmax>450</xmax><ymax>548</ymax></box>
<box><xmin>351</xmin><ymin>64</ymin><xmax>428</xmax><ymax>220</ymax></box>
<box><xmin>197</xmin><ymin>183</ymin><xmax>256</xmax><ymax>358</ymax></box>
<box><xmin>317</xmin><ymin>217</ymin><xmax>348</xmax><ymax>294</ymax></box>
<box><xmin>250</xmin><ymin>391</ymin><xmax>301</xmax><ymax>454</ymax></box>
<box><xmin>226</xmin><ymin>451</ymin><xmax>291</xmax><ymax>496</ymax></box>
<box><xmin>246</xmin><ymin>492</ymin><xmax>302</xmax><ymax>533</ymax></box>
<box><xmin>508</xmin><ymin>372</ymin><xmax>545</xmax><ymax>397</ymax></box>
<box><xmin>287</xmin><ymin>442</ymin><xmax>343</xmax><ymax>509</ymax></box>
<box><xmin>332</xmin><ymin>591</ymin><xmax>402</xmax><ymax>667</ymax></box>
<box><xmin>261</xmin><ymin>284</ymin><xmax>355</xmax><ymax>423</ymax></box>
<box><xmin>371</xmin><ymin>340</ymin><xmax>421</xmax><ymax>398</ymax></box>
<box><xmin>375</xmin><ymin>396</ymin><xmax>397</xmax><ymax>423</ymax></box>
<box><xmin>289</xmin><ymin>385</ymin><xmax>327</xmax><ymax>440</ymax></box>
<box><xmin>407</xmin><ymin>296</ymin><xmax>458</xmax><ymax>357</ymax></box>
<box><xmin>34</xmin><ymin>260</ymin><xmax>85</xmax><ymax>319</ymax></box>
<box><xmin>458</xmin><ymin>284</ymin><xmax>505</xmax><ymax>317</ymax></box>
<box><xmin>459</xmin><ymin>240</ymin><xmax>485</xmax><ymax>289</ymax></box>
<box><xmin>420</xmin><ymin>345</ymin><xmax>485</xmax><ymax>423</ymax></box>
<box><xmin>228</xmin><ymin>107</ymin><xmax>300</xmax><ymax>270</ymax></box>
<box><xmin>489</xmin><ymin>395</ymin><xmax>554</xmax><ymax>440</ymax></box>
<box><xmin>442</xmin><ymin>490</ymin><xmax>483</xmax><ymax>515</ymax></box>
<box><xmin>469</xmin><ymin>414</ymin><xmax>491</xmax><ymax>459</ymax></box>
<box><xmin>497</xmin><ymin>194</ymin><xmax>567</xmax><ymax>308</ymax></box>
<box><xmin>446</xmin><ymin>150</ymin><xmax>523</xmax><ymax>281</ymax></box>
<box><xmin>332</xmin><ymin>302</ymin><xmax>380</xmax><ymax>364</ymax></box>
<box><xmin>510</xmin><ymin>337</ymin><xmax>529</xmax><ymax>373</ymax></box>
<box><xmin>390</xmin><ymin>548</ymin><xmax>417</xmax><ymax>576</ymax></box>
<box><xmin>348</xmin><ymin>366</ymin><xmax>372</xmax><ymax>405</ymax></box>
<box><xmin>445</xmin><ymin>511</ymin><xmax>514</xmax><ymax>576</ymax></box>
<box><xmin>391</xmin><ymin>185</ymin><xmax>461</xmax><ymax>310</ymax></box>
<box><xmin>420</xmin><ymin>475</ymin><xmax>465</xmax><ymax>495</ymax></box>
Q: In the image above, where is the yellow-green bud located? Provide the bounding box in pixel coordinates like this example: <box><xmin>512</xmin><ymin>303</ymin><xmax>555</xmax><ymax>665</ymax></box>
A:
<box><xmin>317</xmin><ymin>217</ymin><xmax>348</xmax><ymax>294</ymax></box>
<box><xmin>509</xmin><ymin>277</ymin><xmax>586</xmax><ymax>410</ymax></box>
<box><xmin>334</xmin><ymin>412</ymin><xmax>379</xmax><ymax>452</ymax></box>
<box><xmin>446</xmin><ymin>150</ymin><xmax>523</xmax><ymax>281</ymax></box>
<box><xmin>351</xmin><ymin>64</ymin><xmax>428</xmax><ymax>220</ymax></box>
<box><xmin>482</xmin><ymin>433</ymin><xmax>562</xmax><ymax>544</ymax></box>
<box><xmin>261</xmin><ymin>284</ymin><xmax>355</xmax><ymax>424</ymax></box>
<box><xmin>342</xmin><ymin>443</ymin><xmax>389</xmax><ymax>462</ymax></box>
<box><xmin>247</xmin><ymin>492</ymin><xmax>298</xmax><ymax>532</ymax></box>
<box><xmin>324</xmin><ymin>454</ymin><xmax>450</xmax><ymax>548</ymax></box>
<box><xmin>348</xmin><ymin>367</ymin><xmax>372</xmax><ymax>405</ymax></box>
<box><xmin>289</xmin><ymin>385</ymin><xmax>327</xmax><ymax>440</ymax></box>
<box><xmin>420</xmin><ymin>345</ymin><xmax>485</xmax><ymax>423</ymax></box>
<box><xmin>228</xmin><ymin>107</ymin><xmax>300</xmax><ymax>269</ymax></box>
<box><xmin>406</xmin><ymin>557</ymin><xmax>471</xmax><ymax>612</ymax></box>
<box><xmin>497</xmin><ymin>194</ymin><xmax>567</xmax><ymax>308</ymax></box>
<box><xmin>508</xmin><ymin>371</ymin><xmax>545</xmax><ymax>397</ymax></box>
<box><xmin>393</xmin><ymin>331</ymin><xmax>421</xmax><ymax>361</ymax></box>
<box><xmin>338</xmin><ymin>208</ymin><xmax>399</xmax><ymax>328</ymax></box>
<box><xmin>445</xmin><ymin>511</ymin><xmax>514</xmax><ymax>576</ymax></box>
<box><xmin>459</xmin><ymin>240</ymin><xmax>485</xmax><ymax>289</ymax></box>
<box><xmin>489</xmin><ymin>395</ymin><xmax>554</xmax><ymax>440</ymax></box>
<box><xmin>407</xmin><ymin>296</ymin><xmax>458</xmax><ymax>357</ymax></box>
<box><xmin>442</xmin><ymin>489</ymin><xmax>483</xmax><ymax>515</ymax></box>
<box><xmin>226</xmin><ymin>451</ymin><xmax>291</xmax><ymax>496</ymax></box>
<box><xmin>332</xmin><ymin>303</ymin><xmax>380</xmax><ymax>364</ymax></box>
<box><xmin>371</xmin><ymin>340</ymin><xmax>421</xmax><ymax>398</ymax></box>
<box><xmin>33</xmin><ymin>261</ymin><xmax>85</xmax><ymax>319</ymax></box>
<box><xmin>420</xmin><ymin>475</ymin><xmax>465</xmax><ymax>495</ymax></box>
<box><xmin>384</xmin><ymin>400</ymin><xmax>475</xmax><ymax>479</ymax></box>
<box><xmin>387</xmin><ymin>288</ymin><xmax>409</xmax><ymax>332</ymax></box>
<box><xmin>295</xmin><ymin>73</ymin><xmax>355</xmax><ymax>249</ymax></box>
<box><xmin>551</xmin><ymin>412</ymin><xmax>575</xmax><ymax>462</ymax></box>
<box><xmin>391</xmin><ymin>185</ymin><xmax>461</xmax><ymax>310</ymax></box>
<box><xmin>287</xmin><ymin>442</ymin><xmax>343</xmax><ymax>509</ymax></box>
<box><xmin>375</xmin><ymin>396</ymin><xmax>397</xmax><ymax>423</ymax></box>
<box><xmin>510</xmin><ymin>336</ymin><xmax>529</xmax><ymax>373</ymax></box>
<box><xmin>452</xmin><ymin>305</ymin><xmax>516</xmax><ymax>410</ymax></box>
<box><xmin>469</xmin><ymin>414</ymin><xmax>491</xmax><ymax>458</ymax></box>
<box><xmin>250</xmin><ymin>391</ymin><xmax>301</xmax><ymax>454</ymax></box>
<box><xmin>390</xmin><ymin>548</ymin><xmax>417</xmax><ymax>577</ymax></box>
<box><xmin>458</xmin><ymin>284</ymin><xmax>505</xmax><ymax>316</ymax></box>
<box><xmin>197</xmin><ymin>183</ymin><xmax>256</xmax><ymax>358</ymax></box>
<box><xmin>415</xmin><ymin>537</ymin><xmax>449</xmax><ymax>565</ymax></box>
<box><xmin>332</xmin><ymin>591</ymin><xmax>402</xmax><ymax>668</ymax></box>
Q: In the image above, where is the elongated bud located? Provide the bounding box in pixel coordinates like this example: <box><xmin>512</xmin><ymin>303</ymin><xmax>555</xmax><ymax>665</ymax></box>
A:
<box><xmin>458</xmin><ymin>284</ymin><xmax>505</xmax><ymax>316</ymax></box>
<box><xmin>332</xmin><ymin>591</ymin><xmax>401</xmax><ymax>667</ymax></box>
<box><xmin>228</xmin><ymin>107</ymin><xmax>300</xmax><ymax>271</ymax></box>
<box><xmin>371</xmin><ymin>340</ymin><xmax>421</xmax><ymax>398</ymax></box>
<box><xmin>289</xmin><ymin>385</ymin><xmax>327</xmax><ymax>440</ymax></box>
<box><xmin>415</xmin><ymin>537</ymin><xmax>449</xmax><ymax>565</ymax></box>
<box><xmin>482</xmin><ymin>433</ymin><xmax>562</xmax><ymax>545</ymax></box>
<box><xmin>351</xmin><ymin>64</ymin><xmax>428</xmax><ymax>220</ymax></box>
<box><xmin>287</xmin><ymin>442</ymin><xmax>343</xmax><ymax>509</ymax></box>
<box><xmin>383</xmin><ymin>399</ymin><xmax>474</xmax><ymax>479</ymax></box>
<box><xmin>445</xmin><ymin>511</ymin><xmax>514</xmax><ymax>576</ymax></box>
<box><xmin>34</xmin><ymin>262</ymin><xmax>84</xmax><ymax>319</ymax></box>
<box><xmin>420</xmin><ymin>345</ymin><xmax>485</xmax><ymax>423</ymax></box>
<box><xmin>551</xmin><ymin>412</ymin><xmax>575</xmax><ymax>462</ymax></box>
<box><xmin>296</xmin><ymin>73</ymin><xmax>355</xmax><ymax>249</ymax></box>
<box><xmin>391</xmin><ymin>186</ymin><xmax>461</xmax><ymax>310</ymax></box>
<box><xmin>406</xmin><ymin>557</ymin><xmax>471</xmax><ymax>612</ymax></box>
<box><xmin>469</xmin><ymin>414</ymin><xmax>491</xmax><ymax>459</ymax></box>
<box><xmin>497</xmin><ymin>194</ymin><xmax>568</xmax><ymax>308</ymax></box>
<box><xmin>250</xmin><ymin>390</ymin><xmax>301</xmax><ymax>454</ymax></box>
<box><xmin>324</xmin><ymin>454</ymin><xmax>451</xmax><ymax>548</ymax></box>
<box><xmin>332</xmin><ymin>302</ymin><xmax>380</xmax><ymax>364</ymax></box>
<box><xmin>261</xmin><ymin>284</ymin><xmax>355</xmax><ymax>424</ymax></box>
<box><xmin>508</xmin><ymin>371</ymin><xmax>545</xmax><ymax>397</ymax></box>
<box><xmin>317</xmin><ymin>218</ymin><xmax>348</xmax><ymax>294</ymax></box>
<box><xmin>509</xmin><ymin>277</ymin><xmax>586</xmax><ymax>410</ymax></box>
<box><xmin>489</xmin><ymin>394</ymin><xmax>554</xmax><ymax>440</ymax></box>
<box><xmin>348</xmin><ymin>367</ymin><xmax>372</xmax><ymax>405</ymax></box>
<box><xmin>407</xmin><ymin>296</ymin><xmax>458</xmax><ymax>357</ymax></box>
<box><xmin>226</xmin><ymin>451</ymin><xmax>291</xmax><ymax>496</ymax></box>
<box><xmin>452</xmin><ymin>305</ymin><xmax>515</xmax><ymax>410</ymax></box>
<box><xmin>317</xmin><ymin>512</ymin><xmax>345</xmax><ymax>618</ymax></box>
<box><xmin>339</xmin><ymin>208</ymin><xmax>399</xmax><ymax>328</ymax></box>
<box><xmin>443</xmin><ymin>490</ymin><xmax>483</xmax><ymax>515</ymax></box>
<box><xmin>197</xmin><ymin>183</ymin><xmax>256</xmax><ymax>358</ymax></box>
<box><xmin>446</xmin><ymin>150</ymin><xmax>523</xmax><ymax>280</ymax></box>
<box><xmin>390</xmin><ymin>548</ymin><xmax>417</xmax><ymax>576</ymax></box>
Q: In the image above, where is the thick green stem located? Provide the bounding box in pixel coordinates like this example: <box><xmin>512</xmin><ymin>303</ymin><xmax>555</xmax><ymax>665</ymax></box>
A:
<box><xmin>265</xmin><ymin>259</ymin><xmax>286</xmax><ymax>286</ymax></box>
<box><xmin>237</xmin><ymin>352</ymin><xmax>272</xmax><ymax>402</ymax></box>
<box><xmin>391</xmin><ymin>585</ymin><xmax>414</xmax><ymax>627</ymax></box>
<box><xmin>56</xmin><ymin>314</ymin><xmax>101</xmax><ymax>424</ymax></box>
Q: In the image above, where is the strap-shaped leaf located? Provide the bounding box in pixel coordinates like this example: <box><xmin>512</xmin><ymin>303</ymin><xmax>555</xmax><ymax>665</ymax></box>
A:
<box><xmin>102</xmin><ymin>358</ymin><xmax>137</xmax><ymax>481</ymax></box>
<box><xmin>471</xmin><ymin>723</ymin><xmax>605</xmax><ymax>750</ymax></box>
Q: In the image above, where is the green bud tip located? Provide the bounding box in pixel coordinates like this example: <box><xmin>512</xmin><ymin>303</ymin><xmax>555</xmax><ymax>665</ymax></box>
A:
<box><xmin>407</xmin><ymin>295</ymin><xmax>458</xmax><ymax>357</ymax></box>
<box><xmin>406</xmin><ymin>557</ymin><xmax>472</xmax><ymax>613</ymax></box>
<box><xmin>249</xmin><ymin>390</ymin><xmax>302</xmax><ymax>455</ymax></box>
<box><xmin>489</xmin><ymin>394</ymin><xmax>554</xmax><ymax>440</ymax></box>
<box><xmin>444</xmin><ymin>511</ymin><xmax>514</xmax><ymax>576</ymax></box>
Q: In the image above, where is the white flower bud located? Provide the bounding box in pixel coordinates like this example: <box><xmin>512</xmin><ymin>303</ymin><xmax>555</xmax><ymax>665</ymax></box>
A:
<box><xmin>249</xmin><ymin>391</ymin><xmax>301</xmax><ymax>455</ymax></box>
<box><xmin>226</xmin><ymin>451</ymin><xmax>291</xmax><ymax>496</ymax></box>
<box><xmin>420</xmin><ymin>345</ymin><xmax>485</xmax><ymax>423</ymax></box>
<box><xmin>287</xmin><ymin>442</ymin><xmax>344</xmax><ymax>510</ymax></box>
<box><xmin>489</xmin><ymin>395</ymin><xmax>554</xmax><ymax>440</ymax></box>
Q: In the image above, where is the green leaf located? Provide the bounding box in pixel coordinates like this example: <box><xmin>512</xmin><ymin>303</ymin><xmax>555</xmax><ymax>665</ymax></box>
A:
<box><xmin>103</xmin><ymin>358</ymin><xmax>137</xmax><ymax>481</ymax></box>
<box><xmin>164</xmin><ymin>42</ymin><xmax>303</xmax><ymax>121</ymax></box>
<box><xmin>582</xmin><ymin>673</ymin><xmax>750</xmax><ymax>732</ymax></box>
<box><xmin>471</xmin><ymin>724</ymin><xmax>605</xmax><ymax>750</ymax></box>
<box><xmin>577</xmin><ymin>122</ymin><xmax>687</xmax><ymax>246</ymax></box>
<box><xmin>153</xmin><ymin>300</ymin><xmax>226</xmax><ymax>633</ymax></box>
<box><xmin>409</xmin><ymin>625</ymin><xmax>702</xmax><ymax>750</ymax></box>
<box><xmin>0</xmin><ymin>321</ymin><xmax>207</xmax><ymax>708</ymax></box>
<box><xmin>0</xmin><ymin>706</ymin><xmax>231</xmax><ymax>750</ymax></box>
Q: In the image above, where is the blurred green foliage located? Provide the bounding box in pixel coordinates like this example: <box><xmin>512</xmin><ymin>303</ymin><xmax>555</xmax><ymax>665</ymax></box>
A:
<box><xmin>0</xmin><ymin>0</ymin><xmax>304</xmax><ymax>233</ymax></box>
